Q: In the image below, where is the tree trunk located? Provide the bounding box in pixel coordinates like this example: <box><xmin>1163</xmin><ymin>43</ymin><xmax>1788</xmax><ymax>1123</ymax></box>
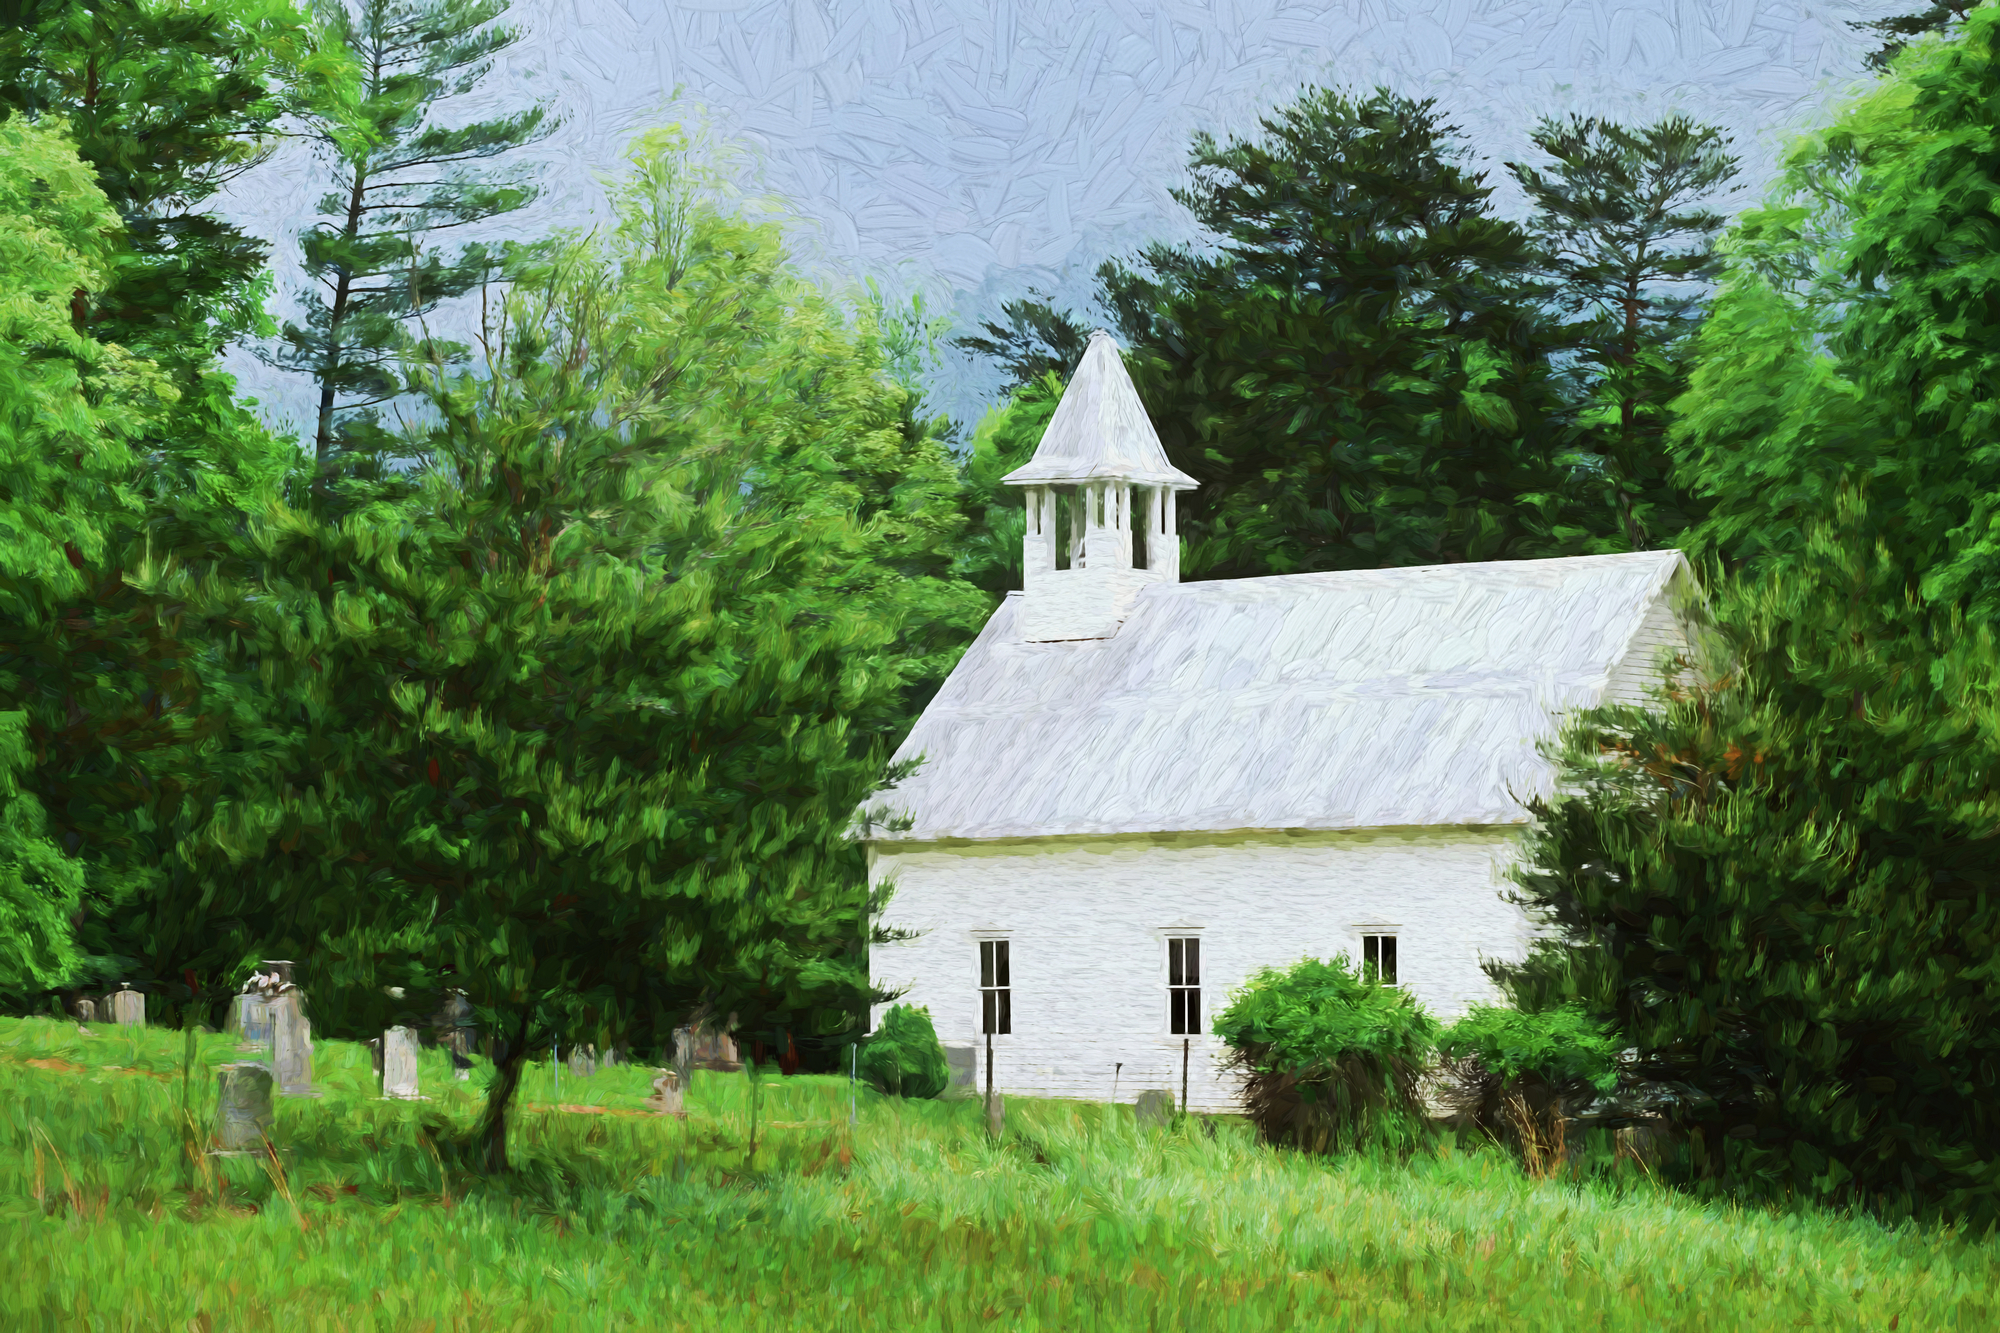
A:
<box><xmin>475</xmin><ymin>1012</ymin><xmax>534</xmax><ymax>1173</ymax></box>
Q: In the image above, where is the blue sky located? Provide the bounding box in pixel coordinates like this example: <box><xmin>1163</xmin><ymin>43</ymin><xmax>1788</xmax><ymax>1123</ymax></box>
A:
<box><xmin>217</xmin><ymin>0</ymin><xmax>1907</xmax><ymax>439</ymax></box>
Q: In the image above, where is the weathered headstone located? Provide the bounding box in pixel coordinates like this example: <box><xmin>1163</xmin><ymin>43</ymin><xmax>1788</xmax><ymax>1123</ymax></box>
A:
<box><xmin>270</xmin><ymin>989</ymin><xmax>316</xmax><ymax>1097</ymax></box>
<box><xmin>73</xmin><ymin>998</ymin><xmax>96</xmax><ymax>1025</ymax></box>
<box><xmin>382</xmin><ymin>1026</ymin><xmax>423</xmax><ymax>1100</ymax></box>
<box><xmin>942</xmin><ymin>1045</ymin><xmax>977</xmax><ymax>1100</ymax></box>
<box><xmin>645</xmin><ymin>1070</ymin><xmax>686</xmax><ymax>1116</ymax></box>
<box><xmin>1135</xmin><ymin>1089</ymin><xmax>1175</xmax><ymax>1129</ymax></box>
<box><xmin>567</xmin><ymin>1043</ymin><xmax>597</xmax><ymax>1079</ymax></box>
<box><xmin>216</xmin><ymin>1063</ymin><xmax>275</xmax><ymax>1153</ymax></box>
<box><xmin>985</xmin><ymin>1091</ymin><xmax>1005</xmax><ymax>1138</ymax></box>
<box><xmin>451</xmin><ymin>1050</ymin><xmax>472</xmax><ymax>1081</ymax></box>
<box><xmin>110</xmin><ymin>985</ymin><xmax>145</xmax><ymax>1027</ymax></box>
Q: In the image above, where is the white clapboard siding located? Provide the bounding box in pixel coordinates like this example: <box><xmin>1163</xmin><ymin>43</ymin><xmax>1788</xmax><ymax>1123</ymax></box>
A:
<box><xmin>871</xmin><ymin>826</ymin><xmax>1534</xmax><ymax>1112</ymax></box>
<box><xmin>1600</xmin><ymin>591</ymin><xmax>1696</xmax><ymax>707</ymax></box>
<box><xmin>863</xmin><ymin>549</ymin><xmax>1691</xmax><ymax>843</ymax></box>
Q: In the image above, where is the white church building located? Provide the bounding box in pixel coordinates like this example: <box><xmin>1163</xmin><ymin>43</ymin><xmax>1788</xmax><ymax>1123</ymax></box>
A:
<box><xmin>862</xmin><ymin>331</ymin><xmax>1696</xmax><ymax>1113</ymax></box>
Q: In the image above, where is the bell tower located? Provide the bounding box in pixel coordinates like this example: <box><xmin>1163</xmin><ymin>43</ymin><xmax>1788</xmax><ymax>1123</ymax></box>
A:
<box><xmin>1003</xmin><ymin>331</ymin><xmax>1197</xmax><ymax>641</ymax></box>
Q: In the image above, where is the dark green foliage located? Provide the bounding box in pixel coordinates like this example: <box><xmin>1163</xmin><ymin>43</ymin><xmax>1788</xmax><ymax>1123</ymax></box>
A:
<box><xmin>260</xmin><ymin>0</ymin><xmax>554</xmax><ymax>492</ymax></box>
<box><xmin>1850</xmin><ymin>0</ymin><xmax>1980</xmax><ymax>71</ymax></box>
<box><xmin>957</xmin><ymin>86</ymin><xmax>1609</xmax><ymax>580</ymax></box>
<box><xmin>191</xmin><ymin>132</ymin><xmax>981</xmax><ymax>1168</ymax></box>
<box><xmin>1497</xmin><ymin>489</ymin><xmax>2000</xmax><ymax>1224</ymax></box>
<box><xmin>1508</xmin><ymin>114</ymin><xmax>1742</xmax><ymax>550</ymax></box>
<box><xmin>0</xmin><ymin>0</ymin><xmax>338</xmax><ymax>375</ymax></box>
<box><xmin>950</xmin><ymin>372</ymin><xmax>1062</xmax><ymax>595</ymax></box>
<box><xmin>948</xmin><ymin>292</ymin><xmax>1093</xmax><ymax>396</ymax></box>
<box><xmin>856</xmin><ymin>1003</ymin><xmax>949</xmax><ymax>1099</ymax></box>
<box><xmin>1212</xmin><ymin>956</ymin><xmax>1438</xmax><ymax>1155</ymax></box>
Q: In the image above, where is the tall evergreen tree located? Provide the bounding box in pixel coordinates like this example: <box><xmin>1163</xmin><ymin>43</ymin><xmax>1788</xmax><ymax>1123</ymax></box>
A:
<box><xmin>263</xmin><ymin>0</ymin><xmax>554</xmax><ymax>495</ymax></box>
<box><xmin>1508</xmin><ymin>114</ymin><xmax>1742</xmax><ymax>550</ymax></box>
<box><xmin>201</xmin><ymin>130</ymin><xmax>981</xmax><ymax>1166</ymax></box>
<box><xmin>0</xmin><ymin>0</ymin><xmax>340</xmax><ymax>377</ymax></box>
<box><xmin>956</xmin><ymin>86</ymin><xmax>1605</xmax><ymax>579</ymax></box>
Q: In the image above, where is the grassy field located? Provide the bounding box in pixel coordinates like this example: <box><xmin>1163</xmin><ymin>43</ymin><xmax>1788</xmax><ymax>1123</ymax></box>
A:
<box><xmin>2</xmin><ymin>1015</ymin><xmax>1994</xmax><ymax>1331</ymax></box>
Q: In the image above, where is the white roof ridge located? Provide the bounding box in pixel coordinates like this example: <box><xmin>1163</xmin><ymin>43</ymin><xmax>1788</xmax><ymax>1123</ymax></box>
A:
<box><xmin>1001</xmin><ymin>330</ymin><xmax>1199</xmax><ymax>490</ymax></box>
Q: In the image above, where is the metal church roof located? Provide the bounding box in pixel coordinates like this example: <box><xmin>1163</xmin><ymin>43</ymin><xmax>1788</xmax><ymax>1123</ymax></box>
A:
<box><xmin>999</xmin><ymin>331</ymin><xmax>1200</xmax><ymax>490</ymax></box>
<box><xmin>863</xmin><ymin>550</ymin><xmax>1694</xmax><ymax>843</ymax></box>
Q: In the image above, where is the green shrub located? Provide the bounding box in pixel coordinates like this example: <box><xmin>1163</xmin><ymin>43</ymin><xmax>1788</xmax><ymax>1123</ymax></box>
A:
<box><xmin>1437</xmin><ymin>1004</ymin><xmax>1624</xmax><ymax>1142</ymax></box>
<box><xmin>1213</xmin><ymin>956</ymin><xmax>1439</xmax><ymax>1155</ymax></box>
<box><xmin>857</xmin><ymin>1003</ymin><xmax>949</xmax><ymax>1099</ymax></box>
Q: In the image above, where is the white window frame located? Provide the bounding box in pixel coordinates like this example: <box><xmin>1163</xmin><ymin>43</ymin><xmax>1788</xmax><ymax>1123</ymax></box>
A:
<box><xmin>1355</xmin><ymin>926</ymin><xmax>1401</xmax><ymax>987</ymax></box>
<box><xmin>972</xmin><ymin>933</ymin><xmax>1012</xmax><ymax>1036</ymax></box>
<box><xmin>1165</xmin><ymin>934</ymin><xmax>1203</xmax><ymax>1036</ymax></box>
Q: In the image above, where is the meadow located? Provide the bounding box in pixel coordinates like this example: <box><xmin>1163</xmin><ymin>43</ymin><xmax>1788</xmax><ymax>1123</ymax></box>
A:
<box><xmin>2</xmin><ymin>1015</ymin><xmax>1994</xmax><ymax>1332</ymax></box>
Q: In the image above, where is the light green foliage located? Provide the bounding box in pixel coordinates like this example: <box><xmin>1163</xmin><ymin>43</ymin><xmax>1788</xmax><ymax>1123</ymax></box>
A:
<box><xmin>0</xmin><ymin>0</ymin><xmax>349</xmax><ymax>374</ymax></box>
<box><xmin>857</xmin><ymin>1003</ymin><xmax>949</xmax><ymax>1099</ymax></box>
<box><xmin>0</xmin><ymin>118</ymin><xmax>177</xmax><ymax>991</ymax></box>
<box><xmin>1213</xmin><ymin>956</ymin><xmax>1440</xmax><ymax>1155</ymax></box>
<box><xmin>5</xmin><ymin>1016</ymin><xmax>1997</xmax><ymax>1329</ymax></box>
<box><xmin>1437</xmin><ymin>1004</ymin><xmax>1622</xmax><ymax>1095</ymax></box>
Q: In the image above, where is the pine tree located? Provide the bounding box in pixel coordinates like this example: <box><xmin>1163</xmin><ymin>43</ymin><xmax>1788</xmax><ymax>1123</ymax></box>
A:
<box><xmin>263</xmin><ymin>0</ymin><xmax>554</xmax><ymax>496</ymax></box>
<box><xmin>961</xmin><ymin>86</ymin><xmax>1601</xmax><ymax>578</ymax></box>
<box><xmin>1507</xmin><ymin>115</ymin><xmax>1743</xmax><ymax>550</ymax></box>
<box><xmin>209</xmin><ymin>130</ymin><xmax>978</xmax><ymax>1167</ymax></box>
<box><xmin>0</xmin><ymin>0</ymin><xmax>339</xmax><ymax>376</ymax></box>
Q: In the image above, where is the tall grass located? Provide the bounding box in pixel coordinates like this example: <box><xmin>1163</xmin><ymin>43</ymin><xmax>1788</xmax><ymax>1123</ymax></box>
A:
<box><xmin>3</xmin><ymin>1015</ymin><xmax>1995</xmax><ymax>1331</ymax></box>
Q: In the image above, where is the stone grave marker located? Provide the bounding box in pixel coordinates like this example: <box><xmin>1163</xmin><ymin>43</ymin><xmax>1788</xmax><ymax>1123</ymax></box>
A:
<box><xmin>942</xmin><ymin>1045</ymin><xmax>977</xmax><ymax>1100</ymax></box>
<box><xmin>645</xmin><ymin>1070</ymin><xmax>686</xmax><ymax>1117</ymax></box>
<box><xmin>567</xmin><ymin>1044</ymin><xmax>596</xmax><ymax>1079</ymax></box>
<box><xmin>216</xmin><ymin>1063</ymin><xmax>275</xmax><ymax>1153</ymax></box>
<box><xmin>1135</xmin><ymin>1089</ymin><xmax>1175</xmax><ymax>1129</ymax></box>
<box><xmin>110</xmin><ymin>984</ymin><xmax>145</xmax><ymax>1026</ymax></box>
<box><xmin>270</xmin><ymin>989</ymin><xmax>316</xmax><ymax>1096</ymax></box>
<box><xmin>382</xmin><ymin>1026</ymin><xmax>423</xmax><ymax>1100</ymax></box>
<box><xmin>73</xmin><ymin>998</ymin><xmax>96</xmax><ymax>1024</ymax></box>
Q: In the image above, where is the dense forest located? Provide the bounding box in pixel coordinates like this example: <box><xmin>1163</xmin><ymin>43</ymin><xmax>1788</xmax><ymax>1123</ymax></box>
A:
<box><xmin>4</xmin><ymin>0</ymin><xmax>1999</xmax><ymax>1220</ymax></box>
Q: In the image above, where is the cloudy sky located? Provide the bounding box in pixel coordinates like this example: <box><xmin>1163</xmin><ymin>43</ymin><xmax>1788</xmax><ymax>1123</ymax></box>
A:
<box><xmin>217</xmin><ymin>0</ymin><xmax>1908</xmax><ymax>438</ymax></box>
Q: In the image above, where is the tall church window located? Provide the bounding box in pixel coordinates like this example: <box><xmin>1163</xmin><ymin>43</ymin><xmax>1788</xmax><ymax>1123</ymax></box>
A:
<box><xmin>1167</xmin><ymin>936</ymin><xmax>1201</xmax><ymax>1035</ymax></box>
<box><xmin>1361</xmin><ymin>933</ymin><xmax>1398</xmax><ymax>986</ymax></box>
<box><xmin>979</xmin><ymin>939</ymin><xmax>1011</xmax><ymax>1034</ymax></box>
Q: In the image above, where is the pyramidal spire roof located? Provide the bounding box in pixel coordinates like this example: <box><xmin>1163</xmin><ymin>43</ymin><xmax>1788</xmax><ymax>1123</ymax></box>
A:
<box><xmin>1001</xmin><ymin>331</ymin><xmax>1199</xmax><ymax>490</ymax></box>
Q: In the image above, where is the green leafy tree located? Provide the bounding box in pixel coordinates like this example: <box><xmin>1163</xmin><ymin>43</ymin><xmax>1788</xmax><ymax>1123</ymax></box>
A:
<box><xmin>1507</xmin><ymin>115</ymin><xmax>1743</xmax><ymax>550</ymax></box>
<box><xmin>0</xmin><ymin>118</ymin><xmax>182</xmax><ymax>992</ymax></box>
<box><xmin>0</xmin><ymin>0</ymin><xmax>343</xmax><ymax>376</ymax></box>
<box><xmin>1498</xmin><ymin>492</ymin><xmax>2000</xmax><ymax>1223</ymax></box>
<box><xmin>203</xmin><ymin>129</ymin><xmax>978</xmax><ymax>1168</ymax></box>
<box><xmin>262</xmin><ymin>0</ymin><xmax>554</xmax><ymax>494</ymax></box>
<box><xmin>948</xmin><ymin>292</ymin><xmax>1092</xmax><ymax>396</ymax></box>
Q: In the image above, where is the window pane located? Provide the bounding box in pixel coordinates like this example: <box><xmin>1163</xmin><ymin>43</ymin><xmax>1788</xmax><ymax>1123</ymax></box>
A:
<box><xmin>997</xmin><ymin>989</ymin><xmax>1011</xmax><ymax>1035</ymax></box>
<box><xmin>1169</xmin><ymin>989</ymin><xmax>1184</xmax><ymax>1035</ymax></box>
<box><xmin>1168</xmin><ymin>938</ymin><xmax>1184</xmax><ymax>987</ymax></box>
<box><xmin>980</xmin><ymin>941</ymin><xmax>993</xmax><ymax>989</ymax></box>
<box><xmin>982</xmin><ymin>989</ymin><xmax>995</xmax><ymax>1034</ymax></box>
<box><xmin>994</xmin><ymin>940</ymin><xmax>1010</xmax><ymax>988</ymax></box>
<box><xmin>1381</xmin><ymin>935</ymin><xmax>1397</xmax><ymax>986</ymax></box>
<box><xmin>1186</xmin><ymin>937</ymin><xmax>1200</xmax><ymax>985</ymax></box>
<box><xmin>1363</xmin><ymin>935</ymin><xmax>1379</xmax><ymax>971</ymax></box>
